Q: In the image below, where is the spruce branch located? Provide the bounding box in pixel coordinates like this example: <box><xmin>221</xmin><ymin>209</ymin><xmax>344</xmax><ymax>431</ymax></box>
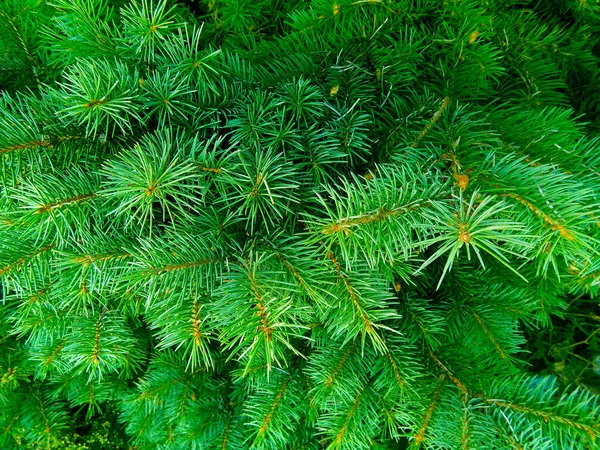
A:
<box><xmin>1</xmin><ymin>0</ymin><xmax>599</xmax><ymax>448</ymax></box>
<box><xmin>120</xmin><ymin>0</ymin><xmax>183</xmax><ymax>62</ymax></box>
<box><xmin>416</xmin><ymin>191</ymin><xmax>534</xmax><ymax>288</ymax></box>
<box><xmin>54</xmin><ymin>58</ymin><xmax>143</xmax><ymax>138</ymax></box>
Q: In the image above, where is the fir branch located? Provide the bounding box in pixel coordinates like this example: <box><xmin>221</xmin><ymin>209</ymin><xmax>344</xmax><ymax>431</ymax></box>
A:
<box><xmin>248</xmin><ymin>270</ymin><xmax>275</xmax><ymax>343</ymax></box>
<box><xmin>482</xmin><ymin>376</ymin><xmax>600</xmax><ymax>447</ymax></box>
<box><xmin>143</xmin><ymin>258</ymin><xmax>215</xmax><ymax>276</ymax></box>
<box><xmin>472</xmin><ymin>311</ymin><xmax>508</xmax><ymax>360</ymax></box>
<box><xmin>34</xmin><ymin>192</ymin><xmax>97</xmax><ymax>214</ymax></box>
<box><xmin>384</xmin><ymin>350</ymin><xmax>406</xmax><ymax>389</ymax></box>
<box><xmin>331</xmin><ymin>386</ymin><xmax>365</xmax><ymax>446</ymax></box>
<box><xmin>411</xmin><ymin>96</ymin><xmax>451</xmax><ymax>148</ymax></box>
<box><xmin>0</xmin><ymin>244</ymin><xmax>54</xmax><ymax>277</ymax></box>
<box><xmin>257</xmin><ymin>374</ymin><xmax>291</xmax><ymax>436</ymax></box>
<box><xmin>500</xmin><ymin>192</ymin><xmax>575</xmax><ymax>241</ymax></box>
<box><xmin>460</xmin><ymin>406</ymin><xmax>471</xmax><ymax>450</ymax></box>
<box><xmin>71</xmin><ymin>252</ymin><xmax>132</xmax><ymax>266</ymax></box>
<box><xmin>320</xmin><ymin>201</ymin><xmax>430</xmax><ymax>236</ymax></box>
<box><xmin>0</xmin><ymin>139</ymin><xmax>52</xmax><ymax>155</ymax></box>
<box><xmin>485</xmin><ymin>398</ymin><xmax>599</xmax><ymax>442</ymax></box>
<box><xmin>327</xmin><ymin>251</ymin><xmax>375</xmax><ymax>335</ymax></box>
<box><xmin>427</xmin><ymin>348</ymin><xmax>468</xmax><ymax>395</ymax></box>
<box><xmin>1</xmin><ymin>1</ymin><xmax>599</xmax><ymax>447</ymax></box>
<box><xmin>42</xmin><ymin>340</ymin><xmax>66</xmax><ymax>370</ymax></box>
<box><xmin>326</xmin><ymin>343</ymin><xmax>355</xmax><ymax>390</ymax></box>
<box><xmin>410</xmin><ymin>375</ymin><xmax>445</xmax><ymax>449</ymax></box>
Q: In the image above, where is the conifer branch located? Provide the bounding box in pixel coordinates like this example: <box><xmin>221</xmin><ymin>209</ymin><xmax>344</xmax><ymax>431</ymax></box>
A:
<box><xmin>139</xmin><ymin>375</ymin><xmax>187</xmax><ymax>401</ymax></box>
<box><xmin>1</xmin><ymin>1</ymin><xmax>599</xmax><ymax>447</ymax></box>
<box><xmin>472</xmin><ymin>312</ymin><xmax>508</xmax><ymax>360</ymax></box>
<box><xmin>460</xmin><ymin>407</ymin><xmax>471</xmax><ymax>450</ymax></box>
<box><xmin>2</xmin><ymin>409</ymin><xmax>19</xmax><ymax>436</ymax></box>
<box><xmin>411</xmin><ymin>97</ymin><xmax>450</xmax><ymax>148</ymax></box>
<box><xmin>191</xmin><ymin>300</ymin><xmax>203</xmax><ymax>347</ymax></box>
<box><xmin>36</xmin><ymin>395</ymin><xmax>52</xmax><ymax>439</ymax></box>
<box><xmin>143</xmin><ymin>258</ymin><xmax>216</xmax><ymax>276</ymax></box>
<box><xmin>321</xmin><ymin>201</ymin><xmax>430</xmax><ymax>235</ymax></box>
<box><xmin>485</xmin><ymin>399</ymin><xmax>599</xmax><ymax>441</ymax></box>
<box><xmin>220</xmin><ymin>416</ymin><xmax>231</xmax><ymax>450</ymax></box>
<box><xmin>411</xmin><ymin>375</ymin><xmax>445</xmax><ymax>448</ymax></box>
<box><xmin>500</xmin><ymin>192</ymin><xmax>575</xmax><ymax>240</ymax></box>
<box><xmin>427</xmin><ymin>348</ymin><xmax>468</xmax><ymax>395</ymax></box>
<box><xmin>0</xmin><ymin>11</ymin><xmax>41</xmax><ymax>87</ymax></box>
<box><xmin>34</xmin><ymin>192</ymin><xmax>97</xmax><ymax>214</ymax></box>
<box><xmin>26</xmin><ymin>285</ymin><xmax>52</xmax><ymax>306</ymax></box>
<box><xmin>273</xmin><ymin>252</ymin><xmax>312</xmax><ymax>293</ymax></box>
<box><xmin>43</xmin><ymin>340</ymin><xmax>66</xmax><ymax>368</ymax></box>
<box><xmin>0</xmin><ymin>139</ymin><xmax>52</xmax><ymax>155</ymax></box>
<box><xmin>248</xmin><ymin>271</ymin><xmax>274</xmax><ymax>342</ymax></box>
<box><xmin>385</xmin><ymin>350</ymin><xmax>406</xmax><ymax>389</ymax></box>
<box><xmin>258</xmin><ymin>375</ymin><xmax>291</xmax><ymax>435</ymax></box>
<box><xmin>0</xmin><ymin>244</ymin><xmax>54</xmax><ymax>277</ymax></box>
<box><xmin>72</xmin><ymin>252</ymin><xmax>132</xmax><ymax>266</ymax></box>
<box><xmin>332</xmin><ymin>386</ymin><xmax>365</xmax><ymax>446</ymax></box>
<box><xmin>327</xmin><ymin>251</ymin><xmax>374</xmax><ymax>334</ymax></box>
<box><xmin>326</xmin><ymin>343</ymin><xmax>355</xmax><ymax>389</ymax></box>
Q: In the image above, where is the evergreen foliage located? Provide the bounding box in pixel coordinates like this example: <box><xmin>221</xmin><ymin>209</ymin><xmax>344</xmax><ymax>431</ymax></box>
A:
<box><xmin>1</xmin><ymin>0</ymin><xmax>600</xmax><ymax>448</ymax></box>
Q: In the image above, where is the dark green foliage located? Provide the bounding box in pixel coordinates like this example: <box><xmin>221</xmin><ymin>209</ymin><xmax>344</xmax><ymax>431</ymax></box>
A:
<box><xmin>1</xmin><ymin>0</ymin><xmax>600</xmax><ymax>449</ymax></box>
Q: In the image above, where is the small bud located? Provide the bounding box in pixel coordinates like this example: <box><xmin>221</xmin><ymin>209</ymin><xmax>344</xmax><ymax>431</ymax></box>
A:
<box><xmin>458</xmin><ymin>222</ymin><xmax>471</xmax><ymax>243</ymax></box>
<box><xmin>454</xmin><ymin>173</ymin><xmax>469</xmax><ymax>191</ymax></box>
<box><xmin>468</xmin><ymin>30</ymin><xmax>479</xmax><ymax>44</ymax></box>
